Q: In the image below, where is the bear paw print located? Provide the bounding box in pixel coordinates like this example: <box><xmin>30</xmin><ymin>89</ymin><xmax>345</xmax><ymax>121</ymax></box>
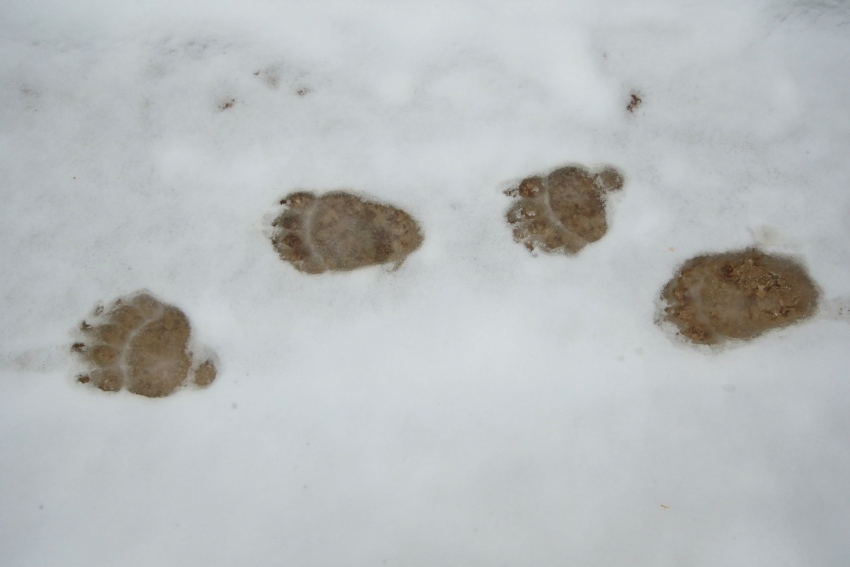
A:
<box><xmin>74</xmin><ymin>292</ymin><xmax>217</xmax><ymax>397</ymax></box>
<box><xmin>660</xmin><ymin>249</ymin><xmax>819</xmax><ymax>345</ymax></box>
<box><xmin>505</xmin><ymin>165</ymin><xmax>624</xmax><ymax>254</ymax></box>
<box><xmin>271</xmin><ymin>191</ymin><xmax>423</xmax><ymax>273</ymax></box>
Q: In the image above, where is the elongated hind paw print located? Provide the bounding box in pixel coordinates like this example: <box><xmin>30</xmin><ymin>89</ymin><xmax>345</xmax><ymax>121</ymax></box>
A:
<box><xmin>271</xmin><ymin>191</ymin><xmax>423</xmax><ymax>274</ymax></box>
<box><xmin>74</xmin><ymin>292</ymin><xmax>217</xmax><ymax>397</ymax></box>
<box><xmin>660</xmin><ymin>249</ymin><xmax>819</xmax><ymax>345</ymax></box>
<box><xmin>506</xmin><ymin>165</ymin><xmax>624</xmax><ymax>255</ymax></box>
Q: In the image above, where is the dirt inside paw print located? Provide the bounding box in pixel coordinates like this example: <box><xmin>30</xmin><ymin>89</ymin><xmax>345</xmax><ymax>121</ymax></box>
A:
<box><xmin>74</xmin><ymin>292</ymin><xmax>217</xmax><ymax>397</ymax></box>
<box><xmin>505</xmin><ymin>165</ymin><xmax>624</xmax><ymax>255</ymax></box>
<box><xmin>660</xmin><ymin>249</ymin><xmax>819</xmax><ymax>345</ymax></box>
<box><xmin>271</xmin><ymin>191</ymin><xmax>423</xmax><ymax>274</ymax></box>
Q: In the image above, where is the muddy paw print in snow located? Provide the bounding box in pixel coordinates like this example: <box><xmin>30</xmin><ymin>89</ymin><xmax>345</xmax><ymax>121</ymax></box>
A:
<box><xmin>660</xmin><ymin>249</ymin><xmax>819</xmax><ymax>345</ymax></box>
<box><xmin>74</xmin><ymin>292</ymin><xmax>217</xmax><ymax>397</ymax></box>
<box><xmin>505</xmin><ymin>165</ymin><xmax>624</xmax><ymax>254</ymax></box>
<box><xmin>271</xmin><ymin>191</ymin><xmax>423</xmax><ymax>274</ymax></box>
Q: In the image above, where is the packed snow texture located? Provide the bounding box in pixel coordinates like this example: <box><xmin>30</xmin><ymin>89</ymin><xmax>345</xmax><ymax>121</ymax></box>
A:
<box><xmin>2</xmin><ymin>1</ymin><xmax>850</xmax><ymax>566</ymax></box>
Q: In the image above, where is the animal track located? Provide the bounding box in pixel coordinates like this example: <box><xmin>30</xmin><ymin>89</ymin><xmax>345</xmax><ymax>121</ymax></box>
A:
<box><xmin>271</xmin><ymin>191</ymin><xmax>423</xmax><ymax>274</ymax></box>
<box><xmin>74</xmin><ymin>292</ymin><xmax>217</xmax><ymax>397</ymax></box>
<box><xmin>660</xmin><ymin>249</ymin><xmax>819</xmax><ymax>345</ymax></box>
<box><xmin>505</xmin><ymin>165</ymin><xmax>624</xmax><ymax>254</ymax></box>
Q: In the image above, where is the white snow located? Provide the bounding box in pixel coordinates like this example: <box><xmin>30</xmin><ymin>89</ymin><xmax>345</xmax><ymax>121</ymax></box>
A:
<box><xmin>2</xmin><ymin>1</ymin><xmax>850</xmax><ymax>565</ymax></box>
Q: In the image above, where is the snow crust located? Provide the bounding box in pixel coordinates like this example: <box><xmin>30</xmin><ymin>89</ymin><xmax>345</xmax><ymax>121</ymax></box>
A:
<box><xmin>2</xmin><ymin>1</ymin><xmax>850</xmax><ymax>565</ymax></box>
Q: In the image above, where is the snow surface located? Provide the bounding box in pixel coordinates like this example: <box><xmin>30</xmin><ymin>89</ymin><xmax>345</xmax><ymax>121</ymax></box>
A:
<box><xmin>2</xmin><ymin>1</ymin><xmax>850</xmax><ymax>565</ymax></box>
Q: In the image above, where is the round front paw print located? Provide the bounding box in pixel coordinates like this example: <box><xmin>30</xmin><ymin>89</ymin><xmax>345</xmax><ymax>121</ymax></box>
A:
<box><xmin>505</xmin><ymin>165</ymin><xmax>624</xmax><ymax>255</ymax></box>
<box><xmin>74</xmin><ymin>292</ymin><xmax>217</xmax><ymax>397</ymax></box>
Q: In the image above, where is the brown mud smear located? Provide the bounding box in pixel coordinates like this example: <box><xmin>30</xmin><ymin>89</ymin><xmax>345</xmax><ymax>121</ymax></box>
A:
<box><xmin>661</xmin><ymin>249</ymin><xmax>819</xmax><ymax>345</ymax></box>
<box><xmin>74</xmin><ymin>292</ymin><xmax>217</xmax><ymax>397</ymax></box>
<box><xmin>271</xmin><ymin>191</ymin><xmax>423</xmax><ymax>274</ymax></box>
<box><xmin>627</xmin><ymin>92</ymin><xmax>642</xmax><ymax>113</ymax></box>
<box><xmin>505</xmin><ymin>164</ymin><xmax>624</xmax><ymax>255</ymax></box>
